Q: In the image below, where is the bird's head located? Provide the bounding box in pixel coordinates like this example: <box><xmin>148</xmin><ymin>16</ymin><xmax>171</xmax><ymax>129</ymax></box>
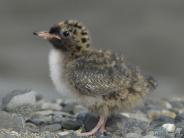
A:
<box><xmin>34</xmin><ymin>20</ymin><xmax>91</xmax><ymax>52</ymax></box>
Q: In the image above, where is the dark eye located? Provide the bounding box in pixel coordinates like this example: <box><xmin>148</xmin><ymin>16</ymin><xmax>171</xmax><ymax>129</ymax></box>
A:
<box><xmin>63</xmin><ymin>31</ymin><xmax>70</xmax><ymax>37</ymax></box>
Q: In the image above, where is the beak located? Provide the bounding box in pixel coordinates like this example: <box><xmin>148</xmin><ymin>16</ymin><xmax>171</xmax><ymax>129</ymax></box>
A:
<box><xmin>33</xmin><ymin>31</ymin><xmax>61</xmax><ymax>40</ymax></box>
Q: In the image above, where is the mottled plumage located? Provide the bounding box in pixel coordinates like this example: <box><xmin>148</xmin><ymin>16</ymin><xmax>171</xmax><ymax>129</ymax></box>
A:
<box><xmin>34</xmin><ymin>20</ymin><xmax>157</xmax><ymax>136</ymax></box>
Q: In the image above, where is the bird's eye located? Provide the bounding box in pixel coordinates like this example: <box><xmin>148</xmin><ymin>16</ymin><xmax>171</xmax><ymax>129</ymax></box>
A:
<box><xmin>63</xmin><ymin>31</ymin><xmax>70</xmax><ymax>37</ymax></box>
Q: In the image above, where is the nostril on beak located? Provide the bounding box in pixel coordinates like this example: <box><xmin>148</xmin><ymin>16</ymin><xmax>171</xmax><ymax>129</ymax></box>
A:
<box><xmin>33</xmin><ymin>32</ymin><xmax>38</xmax><ymax>35</ymax></box>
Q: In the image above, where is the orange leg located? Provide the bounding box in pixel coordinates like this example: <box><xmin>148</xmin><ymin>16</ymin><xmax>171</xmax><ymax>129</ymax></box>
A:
<box><xmin>78</xmin><ymin>116</ymin><xmax>107</xmax><ymax>137</ymax></box>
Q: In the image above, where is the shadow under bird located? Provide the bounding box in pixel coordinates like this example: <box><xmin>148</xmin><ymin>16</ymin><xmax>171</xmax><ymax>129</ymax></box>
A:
<box><xmin>34</xmin><ymin>20</ymin><xmax>157</xmax><ymax>136</ymax></box>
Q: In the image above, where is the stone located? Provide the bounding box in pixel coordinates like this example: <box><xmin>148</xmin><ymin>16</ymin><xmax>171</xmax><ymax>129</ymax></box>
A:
<box><xmin>39</xmin><ymin>100</ymin><xmax>62</xmax><ymax>111</ymax></box>
<box><xmin>0</xmin><ymin>111</ymin><xmax>25</xmax><ymax>132</ymax></box>
<box><xmin>106</xmin><ymin>114</ymin><xmax>149</xmax><ymax>137</ymax></box>
<box><xmin>76</xmin><ymin>112</ymin><xmax>98</xmax><ymax>132</ymax></box>
<box><xmin>34</xmin><ymin>110</ymin><xmax>54</xmax><ymax>116</ymax></box>
<box><xmin>27</xmin><ymin>114</ymin><xmax>53</xmax><ymax>125</ymax></box>
<box><xmin>62</xmin><ymin>119</ymin><xmax>82</xmax><ymax>130</ymax></box>
<box><xmin>73</xmin><ymin>105</ymin><xmax>88</xmax><ymax>114</ymax></box>
<box><xmin>61</xmin><ymin>102</ymin><xmax>76</xmax><ymax>114</ymax></box>
<box><xmin>126</xmin><ymin>132</ymin><xmax>141</xmax><ymax>138</ymax></box>
<box><xmin>153</xmin><ymin>127</ymin><xmax>171</xmax><ymax>138</ymax></box>
<box><xmin>170</xmin><ymin>98</ymin><xmax>184</xmax><ymax>109</ymax></box>
<box><xmin>52</xmin><ymin>111</ymin><xmax>74</xmax><ymax>123</ymax></box>
<box><xmin>175</xmin><ymin>128</ymin><xmax>183</xmax><ymax>138</ymax></box>
<box><xmin>162</xmin><ymin>123</ymin><xmax>176</xmax><ymax>133</ymax></box>
<box><xmin>175</xmin><ymin>113</ymin><xmax>184</xmax><ymax>128</ymax></box>
<box><xmin>58</xmin><ymin>131</ymin><xmax>79</xmax><ymax>138</ymax></box>
<box><xmin>25</xmin><ymin>122</ymin><xmax>39</xmax><ymax>133</ymax></box>
<box><xmin>150</xmin><ymin>116</ymin><xmax>174</xmax><ymax>128</ymax></box>
<box><xmin>142</xmin><ymin>135</ymin><xmax>158</xmax><ymax>138</ymax></box>
<box><xmin>0</xmin><ymin>129</ymin><xmax>19</xmax><ymax>138</ymax></box>
<box><xmin>2</xmin><ymin>89</ymin><xmax>37</xmax><ymax>111</ymax></box>
<box><xmin>121</xmin><ymin>111</ymin><xmax>149</xmax><ymax>122</ymax></box>
<box><xmin>40</xmin><ymin>123</ymin><xmax>61</xmax><ymax>132</ymax></box>
<box><xmin>148</xmin><ymin>110</ymin><xmax>176</xmax><ymax>120</ymax></box>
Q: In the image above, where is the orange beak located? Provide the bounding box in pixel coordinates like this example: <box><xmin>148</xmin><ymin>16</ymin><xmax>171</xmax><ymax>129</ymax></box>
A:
<box><xmin>33</xmin><ymin>31</ymin><xmax>61</xmax><ymax>40</ymax></box>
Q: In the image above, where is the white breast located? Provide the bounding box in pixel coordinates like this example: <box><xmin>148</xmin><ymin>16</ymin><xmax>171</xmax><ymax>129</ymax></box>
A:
<box><xmin>49</xmin><ymin>49</ymin><xmax>74</xmax><ymax>99</ymax></box>
<box><xmin>49</xmin><ymin>49</ymin><xmax>103</xmax><ymax>106</ymax></box>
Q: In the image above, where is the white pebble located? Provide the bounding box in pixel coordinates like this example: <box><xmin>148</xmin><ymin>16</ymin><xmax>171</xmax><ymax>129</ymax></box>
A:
<box><xmin>58</xmin><ymin>131</ymin><xmax>70</xmax><ymax>136</ymax></box>
<box><xmin>162</xmin><ymin>123</ymin><xmax>176</xmax><ymax>133</ymax></box>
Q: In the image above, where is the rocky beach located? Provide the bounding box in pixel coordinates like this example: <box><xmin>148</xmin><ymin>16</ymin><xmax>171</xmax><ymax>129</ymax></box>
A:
<box><xmin>0</xmin><ymin>89</ymin><xmax>183</xmax><ymax>138</ymax></box>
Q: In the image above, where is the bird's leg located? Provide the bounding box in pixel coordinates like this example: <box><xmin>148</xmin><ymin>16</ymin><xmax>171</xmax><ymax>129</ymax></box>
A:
<box><xmin>78</xmin><ymin>116</ymin><xmax>107</xmax><ymax>137</ymax></box>
<box><xmin>99</xmin><ymin>117</ymin><xmax>107</xmax><ymax>134</ymax></box>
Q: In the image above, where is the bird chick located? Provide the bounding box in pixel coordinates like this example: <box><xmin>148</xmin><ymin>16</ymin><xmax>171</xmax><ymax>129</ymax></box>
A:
<box><xmin>34</xmin><ymin>20</ymin><xmax>157</xmax><ymax>136</ymax></box>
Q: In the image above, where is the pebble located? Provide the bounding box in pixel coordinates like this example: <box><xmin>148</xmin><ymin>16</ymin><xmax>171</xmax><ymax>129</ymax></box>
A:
<box><xmin>148</xmin><ymin>110</ymin><xmax>176</xmax><ymax>120</ymax></box>
<box><xmin>162</xmin><ymin>123</ymin><xmax>176</xmax><ymax>133</ymax></box>
<box><xmin>76</xmin><ymin>112</ymin><xmax>98</xmax><ymax>132</ymax></box>
<box><xmin>2</xmin><ymin>89</ymin><xmax>37</xmax><ymax>112</ymax></box>
<box><xmin>175</xmin><ymin>113</ymin><xmax>184</xmax><ymax>128</ymax></box>
<box><xmin>38</xmin><ymin>100</ymin><xmax>62</xmax><ymax>111</ymax></box>
<box><xmin>25</xmin><ymin>122</ymin><xmax>39</xmax><ymax>133</ymax></box>
<box><xmin>0</xmin><ymin>111</ymin><xmax>25</xmax><ymax>132</ymax></box>
<box><xmin>150</xmin><ymin>116</ymin><xmax>174</xmax><ymax>128</ymax></box>
<box><xmin>142</xmin><ymin>135</ymin><xmax>158</xmax><ymax>138</ymax></box>
<box><xmin>153</xmin><ymin>127</ymin><xmax>171</xmax><ymax>138</ymax></box>
<box><xmin>40</xmin><ymin>123</ymin><xmax>61</xmax><ymax>132</ymax></box>
<box><xmin>28</xmin><ymin>114</ymin><xmax>53</xmax><ymax>125</ymax></box>
<box><xmin>121</xmin><ymin>111</ymin><xmax>149</xmax><ymax>122</ymax></box>
<box><xmin>62</xmin><ymin>118</ymin><xmax>82</xmax><ymax>130</ymax></box>
<box><xmin>73</xmin><ymin>105</ymin><xmax>88</xmax><ymax>114</ymax></box>
<box><xmin>126</xmin><ymin>132</ymin><xmax>141</xmax><ymax>138</ymax></box>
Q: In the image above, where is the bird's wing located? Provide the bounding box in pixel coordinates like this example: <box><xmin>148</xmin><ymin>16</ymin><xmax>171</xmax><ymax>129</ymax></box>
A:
<box><xmin>67</xmin><ymin>51</ymin><xmax>131</xmax><ymax>96</ymax></box>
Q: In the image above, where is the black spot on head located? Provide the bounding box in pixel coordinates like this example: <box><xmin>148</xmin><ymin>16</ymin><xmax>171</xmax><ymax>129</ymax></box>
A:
<box><xmin>81</xmin><ymin>31</ymin><xmax>88</xmax><ymax>35</ymax></box>
<box><xmin>77</xmin><ymin>25</ymin><xmax>82</xmax><ymax>29</ymax></box>
<box><xmin>73</xmin><ymin>29</ymin><xmax>77</xmax><ymax>35</ymax></box>
<box><xmin>49</xmin><ymin>25</ymin><xmax>60</xmax><ymax>34</ymax></box>
<box><xmin>69</xmin><ymin>29</ymin><xmax>73</xmax><ymax>32</ymax></box>
<box><xmin>86</xmin><ymin>44</ymin><xmax>90</xmax><ymax>48</ymax></box>
<box><xmin>76</xmin><ymin>46</ymin><xmax>81</xmax><ymax>51</ymax></box>
<box><xmin>81</xmin><ymin>38</ymin><xmax>87</xmax><ymax>43</ymax></box>
<box><xmin>74</xmin><ymin>23</ymin><xmax>82</xmax><ymax>29</ymax></box>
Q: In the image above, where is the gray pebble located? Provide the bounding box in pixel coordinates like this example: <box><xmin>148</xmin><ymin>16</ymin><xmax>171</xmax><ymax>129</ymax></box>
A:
<box><xmin>26</xmin><ymin>122</ymin><xmax>40</xmax><ymax>133</ymax></box>
<box><xmin>62</xmin><ymin>102</ymin><xmax>76</xmax><ymax>114</ymax></box>
<box><xmin>126</xmin><ymin>133</ymin><xmax>141</xmax><ymax>138</ymax></box>
<box><xmin>73</xmin><ymin>105</ymin><xmax>88</xmax><ymax>114</ymax></box>
<box><xmin>153</xmin><ymin>127</ymin><xmax>171</xmax><ymax>138</ymax></box>
<box><xmin>2</xmin><ymin>89</ymin><xmax>37</xmax><ymax>112</ymax></box>
<box><xmin>76</xmin><ymin>112</ymin><xmax>98</xmax><ymax>132</ymax></box>
<box><xmin>52</xmin><ymin>111</ymin><xmax>74</xmax><ymax>123</ymax></box>
<box><xmin>40</xmin><ymin>123</ymin><xmax>61</xmax><ymax>132</ymax></box>
<box><xmin>58</xmin><ymin>131</ymin><xmax>79</xmax><ymax>138</ymax></box>
<box><xmin>175</xmin><ymin>113</ymin><xmax>184</xmax><ymax>128</ymax></box>
<box><xmin>39</xmin><ymin>100</ymin><xmax>62</xmax><ymax>111</ymax></box>
<box><xmin>150</xmin><ymin>116</ymin><xmax>174</xmax><ymax>128</ymax></box>
<box><xmin>28</xmin><ymin>114</ymin><xmax>52</xmax><ymax>125</ymax></box>
<box><xmin>142</xmin><ymin>135</ymin><xmax>158</xmax><ymax>138</ymax></box>
<box><xmin>0</xmin><ymin>111</ymin><xmax>25</xmax><ymax>132</ymax></box>
<box><xmin>62</xmin><ymin>119</ymin><xmax>82</xmax><ymax>130</ymax></box>
<box><xmin>107</xmin><ymin>114</ymin><xmax>149</xmax><ymax>135</ymax></box>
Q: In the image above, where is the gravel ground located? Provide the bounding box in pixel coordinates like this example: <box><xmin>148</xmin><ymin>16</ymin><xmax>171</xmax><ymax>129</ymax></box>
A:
<box><xmin>0</xmin><ymin>89</ymin><xmax>184</xmax><ymax>138</ymax></box>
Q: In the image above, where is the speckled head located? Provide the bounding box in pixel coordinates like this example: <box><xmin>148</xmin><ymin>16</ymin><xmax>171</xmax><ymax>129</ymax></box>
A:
<box><xmin>34</xmin><ymin>20</ymin><xmax>91</xmax><ymax>52</ymax></box>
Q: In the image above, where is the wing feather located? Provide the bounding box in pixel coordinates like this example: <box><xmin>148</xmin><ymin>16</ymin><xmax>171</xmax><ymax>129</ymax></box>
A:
<box><xmin>67</xmin><ymin>51</ymin><xmax>131</xmax><ymax>96</ymax></box>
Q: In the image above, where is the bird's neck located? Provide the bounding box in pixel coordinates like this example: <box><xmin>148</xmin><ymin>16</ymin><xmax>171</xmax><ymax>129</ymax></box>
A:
<box><xmin>54</xmin><ymin>46</ymin><xmax>93</xmax><ymax>61</ymax></box>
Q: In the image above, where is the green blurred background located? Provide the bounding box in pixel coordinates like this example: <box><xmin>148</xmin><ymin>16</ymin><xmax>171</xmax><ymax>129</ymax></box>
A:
<box><xmin>0</xmin><ymin>0</ymin><xmax>183</xmax><ymax>101</ymax></box>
